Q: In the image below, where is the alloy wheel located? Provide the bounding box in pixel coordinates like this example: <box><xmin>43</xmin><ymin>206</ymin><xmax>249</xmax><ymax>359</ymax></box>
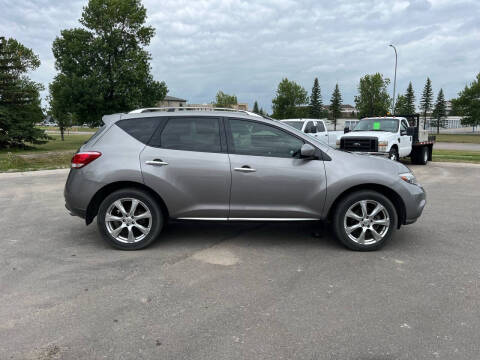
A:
<box><xmin>343</xmin><ymin>200</ymin><xmax>390</xmax><ymax>245</ymax></box>
<box><xmin>105</xmin><ymin>198</ymin><xmax>152</xmax><ymax>243</ymax></box>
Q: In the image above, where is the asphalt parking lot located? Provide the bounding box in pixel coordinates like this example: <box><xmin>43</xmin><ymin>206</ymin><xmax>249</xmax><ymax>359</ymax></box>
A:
<box><xmin>1</xmin><ymin>162</ymin><xmax>479</xmax><ymax>360</ymax></box>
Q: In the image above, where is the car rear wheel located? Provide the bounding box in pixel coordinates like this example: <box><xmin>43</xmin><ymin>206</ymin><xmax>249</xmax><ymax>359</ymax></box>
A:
<box><xmin>333</xmin><ymin>190</ymin><xmax>397</xmax><ymax>251</ymax></box>
<box><xmin>97</xmin><ymin>188</ymin><xmax>164</xmax><ymax>250</ymax></box>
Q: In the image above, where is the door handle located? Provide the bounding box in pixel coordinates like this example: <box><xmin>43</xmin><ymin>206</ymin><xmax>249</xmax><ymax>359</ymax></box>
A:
<box><xmin>234</xmin><ymin>166</ymin><xmax>256</xmax><ymax>173</ymax></box>
<box><xmin>145</xmin><ymin>159</ymin><xmax>169</xmax><ymax>166</ymax></box>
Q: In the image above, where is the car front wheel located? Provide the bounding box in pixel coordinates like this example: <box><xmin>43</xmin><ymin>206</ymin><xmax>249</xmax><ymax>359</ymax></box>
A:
<box><xmin>333</xmin><ymin>190</ymin><xmax>397</xmax><ymax>251</ymax></box>
<box><xmin>97</xmin><ymin>188</ymin><xmax>164</xmax><ymax>250</ymax></box>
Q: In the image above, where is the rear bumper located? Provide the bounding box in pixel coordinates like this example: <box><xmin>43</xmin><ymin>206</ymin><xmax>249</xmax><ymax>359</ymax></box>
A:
<box><xmin>65</xmin><ymin>202</ymin><xmax>86</xmax><ymax>219</ymax></box>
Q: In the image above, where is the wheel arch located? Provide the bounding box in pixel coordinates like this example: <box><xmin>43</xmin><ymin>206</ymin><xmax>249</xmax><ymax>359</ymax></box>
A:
<box><xmin>86</xmin><ymin>181</ymin><xmax>169</xmax><ymax>225</ymax></box>
<box><xmin>327</xmin><ymin>183</ymin><xmax>406</xmax><ymax>229</ymax></box>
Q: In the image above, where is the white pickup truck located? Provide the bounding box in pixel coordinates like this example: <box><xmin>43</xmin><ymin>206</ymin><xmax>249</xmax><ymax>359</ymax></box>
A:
<box><xmin>280</xmin><ymin>118</ymin><xmax>343</xmax><ymax>147</ymax></box>
<box><xmin>337</xmin><ymin>115</ymin><xmax>435</xmax><ymax>165</ymax></box>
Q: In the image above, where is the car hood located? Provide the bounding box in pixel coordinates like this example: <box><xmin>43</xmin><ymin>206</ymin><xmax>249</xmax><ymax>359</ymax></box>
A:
<box><xmin>341</xmin><ymin>131</ymin><xmax>396</xmax><ymax>138</ymax></box>
<box><xmin>326</xmin><ymin>146</ymin><xmax>410</xmax><ymax>174</ymax></box>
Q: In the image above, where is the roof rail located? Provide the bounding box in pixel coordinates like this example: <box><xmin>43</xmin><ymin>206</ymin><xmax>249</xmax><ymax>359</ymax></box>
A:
<box><xmin>128</xmin><ymin>106</ymin><xmax>262</xmax><ymax>118</ymax></box>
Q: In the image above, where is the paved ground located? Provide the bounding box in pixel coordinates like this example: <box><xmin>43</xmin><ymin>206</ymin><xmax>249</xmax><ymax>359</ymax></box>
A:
<box><xmin>1</xmin><ymin>163</ymin><xmax>479</xmax><ymax>360</ymax></box>
<box><xmin>434</xmin><ymin>142</ymin><xmax>480</xmax><ymax>151</ymax></box>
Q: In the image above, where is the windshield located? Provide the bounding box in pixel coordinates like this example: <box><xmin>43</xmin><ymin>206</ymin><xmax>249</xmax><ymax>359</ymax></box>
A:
<box><xmin>353</xmin><ymin>118</ymin><xmax>399</xmax><ymax>133</ymax></box>
<box><xmin>282</xmin><ymin>121</ymin><xmax>304</xmax><ymax>130</ymax></box>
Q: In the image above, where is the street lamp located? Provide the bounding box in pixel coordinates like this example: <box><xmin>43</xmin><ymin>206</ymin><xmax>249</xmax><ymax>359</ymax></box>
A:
<box><xmin>389</xmin><ymin>44</ymin><xmax>397</xmax><ymax>114</ymax></box>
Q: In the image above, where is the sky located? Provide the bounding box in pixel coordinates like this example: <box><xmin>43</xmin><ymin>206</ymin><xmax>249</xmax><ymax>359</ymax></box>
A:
<box><xmin>2</xmin><ymin>0</ymin><xmax>479</xmax><ymax>112</ymax></box>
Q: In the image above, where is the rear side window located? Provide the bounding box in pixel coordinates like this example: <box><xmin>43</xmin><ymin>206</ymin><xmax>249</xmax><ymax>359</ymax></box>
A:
<box><xmin>116</xmin><ymin>117</ymin><xmax>163</xmax><ymax>144</ymax></box>
<box><xmin>150</xmin><ymin>117</ymin><xmax>221</xmax><ymax>153</ymax></box>
<box><xmin>317</xmin><ymin>122</ymin><xmax>325</xmax><ymax>132</ymax></box>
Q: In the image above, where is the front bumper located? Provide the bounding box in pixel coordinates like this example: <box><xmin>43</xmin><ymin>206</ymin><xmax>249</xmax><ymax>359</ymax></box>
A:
<box><xmin>403</xmin><ymin>185</ymin><xmax>426</xmax><ymax>225</ymax></box>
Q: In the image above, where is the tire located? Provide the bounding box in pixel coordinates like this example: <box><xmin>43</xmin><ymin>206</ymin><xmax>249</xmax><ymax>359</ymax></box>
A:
<box><xmin>388</xmin><ymin>147</ymin><xmax>399</xmax><ymax>161</ymax></box>
<box><xmin>417</xmin><ymin>147</ymin><xmax>428</xmax><ymax>165</ymax></box>
<box><xmin>97</xmin><ymin>188</ymin><xmax>164</xmax><ymax>250</ymax></box>
<box><xmin>333</xmin><ymin>190</ymin><xmax>398</xmax><ymax>251</ymax></box>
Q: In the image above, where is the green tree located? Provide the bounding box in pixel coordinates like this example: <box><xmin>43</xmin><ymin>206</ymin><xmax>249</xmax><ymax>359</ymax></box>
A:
<box><xmin>354</xmin><ymin>73</ymin><xmax>391</xmax><ymax>118</ymax></box>
<box><xmin>431</xmin><ymin>88</ymin><xmax>447</xmax><ymax>134</ymax></box>
<box><xmin>50</xmin><ymin>0</ymin><xmax>167</xmax><ymax>127</ymax></box>
<box><xmin>451</xmin><ymin>73</ymin><xmax>480</xmax><ymax>131</ymax></box>
<box><xmin>309</xmin><ymin>77</ymin><xmax>323</xmax><ymax>118</ymax></box>
<box><xmin>271</xmin><ymin>78</ymin><xmax>308</xmax><ymax>119</ymax></box>
<box><xmin>329</xmin><ymin>84</ymin><xmax>342</xmax><ymax>130</ymax></box>
<box><xmin>394</xmin><ymin>94</ymin><xmax>409</xmax><ymax>114</ymax></box>
<box><xmin>0</xmin><ymin>37</ymin><xmax>46</xmax><ymax>148</ymax></box>
<box><xmin>420</xmin><ymin>77</ymin><xmax>433</xmax><ymax>129</ymax></box>
<box><xmin>404</xmin><ymin>82</ymin><xmax>416</xmax><ymax>115</ymax></box>
<box><xmin>214</xmin><ymin>91</ymin><xmax>237</xmax><ymax>108</ymax></box>
<box><xmin>252</xmin><ymin>101</ymin><xmax>259</xmax><ymax>114</ymax></box>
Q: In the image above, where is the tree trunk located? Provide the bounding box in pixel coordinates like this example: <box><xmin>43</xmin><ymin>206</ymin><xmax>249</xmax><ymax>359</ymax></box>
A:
<box><xmin>60</xmin><ymin>126</ymin><xmax>65</xmax><ymax>141</ymax></box>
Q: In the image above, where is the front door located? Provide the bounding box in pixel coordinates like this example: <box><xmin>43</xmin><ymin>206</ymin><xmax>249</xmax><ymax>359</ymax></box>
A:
<box><xmin>399</xmin><ymin>119</ymin><xmax>412</xmax><ymax>157</ymax></box>
<box><xmin>140</xmin><ymin>116</ymin><xmax>231</xmax><ymax>219</ymax></box>
<box><xmin>226</xmin><ymin>118</ymin><xmax>327</xmax><ymax>219</ymax></box>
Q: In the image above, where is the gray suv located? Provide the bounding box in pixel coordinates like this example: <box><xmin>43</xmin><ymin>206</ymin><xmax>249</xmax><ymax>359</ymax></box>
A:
<box><xmin>65</xmin><ymin>108</ymin><xmax>426</xmax><ymax>251</ymax></box>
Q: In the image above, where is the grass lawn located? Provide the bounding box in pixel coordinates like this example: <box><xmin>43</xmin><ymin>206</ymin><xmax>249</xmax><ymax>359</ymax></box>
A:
<box><xmin>435</xmin><ymin>133</ymin><xmax>480</xmax><ymax>144</ymax></box>
<box><xmin>37</xmin><ymin>126</ymin><xmax>98</xmax><ymax>132</ymax></box>
<box><xmin>0</xmin><ymin>134</ymin><xmax>93</xmax><ymax>172</ymax></box>
<box><xmin>432</xmin><ymin>149</ymin><xmax>480</xmax><ymax>164</ymax></box>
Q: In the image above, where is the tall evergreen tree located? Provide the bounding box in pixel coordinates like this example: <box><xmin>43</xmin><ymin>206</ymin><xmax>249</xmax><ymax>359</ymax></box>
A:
<box><xmin>432</xmin><ymin>88</ymin><xmax>447</xmax><ymax>134</ymax></box>
<box><xmin>404</xmin><ymin>82</ymin><xmax>416</xmax><ymax>115</ymax></box>
<box><xmin>0</xmin><ymin>37</ymin><xmax>46</xmax><ymax>148</ymax></box>
<box><xmin>394</xmin><ymin>94</ymin><xmax>408</xmax><ymax>114</ymax></box>
<box><xmin>50</xmin><ymin>0</ymin><xmax>167</xmax><ymax>127</ymax></box>
<box><xmin>252</xmin><ymin>101</ymin><xmax>259</xmax><ymax>114</ymax></box>
<box><xmin>420</xmin><ymin>77</ymin><xmax>433</xmax><ymax>129</ymax></box>
<box><xmin>309</xmin><ymin>77</ymin><xmax>323</xmax><ymax>118</ymax></box>
<box><xmin>329</xmin><ymin>84</ymin><xmax>342</xmax><ymax>130</ymax></box>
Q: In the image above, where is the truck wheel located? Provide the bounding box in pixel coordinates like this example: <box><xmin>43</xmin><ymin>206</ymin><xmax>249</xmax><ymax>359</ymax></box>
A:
<box><xmin>97</xmin><ymin>188</ymin><xmax>164</xmax><ymax>250</ymax></box>
<box><xmin>333</xmin><ymin>190</ymin><xmax>397</xmax><ymax>251</ymax></box>
<box><xmin>388</xmin><ymin>147</ymin><xmax>399</xmax><ymax>161</ymax></box>
<box><xmin>418</xmin><ymin>147</ymin><xmax>428</xmax><ymax>165</ymax></box>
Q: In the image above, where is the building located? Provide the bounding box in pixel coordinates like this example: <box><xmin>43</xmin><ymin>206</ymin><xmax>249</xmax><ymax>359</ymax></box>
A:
<box><xmin>187</xmin><ymin>103</ymin><xmax>249</xmax><ymax>111</ymax></box>
<box><xmin>426</xmin><ymin>116</ymin><xmax>466</xmax><ymax>130</ymax></box>
<box><xmin>157</xmin><ymin>95</ymin><xmax>187</xmax><ymax>108</ymax></box>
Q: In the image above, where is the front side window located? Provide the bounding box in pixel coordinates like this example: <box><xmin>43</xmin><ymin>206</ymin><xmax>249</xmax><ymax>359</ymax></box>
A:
<box><xmin>229</xmin><ymin>119</ymin><xmax>304</xmax><ymax>158</ymax></box>
<box><xmin>153</xmin><ymin>117</ymin><xmax>221</xmax><ymax>153</ymax></box>
<box><xmin>305</xmin><ymin>121</ymin><xmax>315</xmax><ymax>133</ymax></box>
<box><xmin>401</xmin><ymin>120</ymin><xmax>409</xmax><ymax>132</ymax></box>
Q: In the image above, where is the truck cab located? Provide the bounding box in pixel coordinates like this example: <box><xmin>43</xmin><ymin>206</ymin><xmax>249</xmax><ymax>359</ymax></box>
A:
<box><xmin>337</xmin><ymin>116</ymin><xmax>434</xmax><ymax>165</ymax></box>
<box><xmin>281</xmin><ymin>119</ymin><xmax>339</xmax><ymax>147</ymax></box>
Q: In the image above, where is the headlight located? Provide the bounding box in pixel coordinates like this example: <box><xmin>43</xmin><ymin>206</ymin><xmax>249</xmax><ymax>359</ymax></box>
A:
<box><xmin>379</xmin><ymin>140</ymin><xmax>388</xmax><ymax>151</ymax></box>
<box><xmin>399</xmin><ymin>172</ymin><xmax>419</xmax><ymax>186</ymax></box>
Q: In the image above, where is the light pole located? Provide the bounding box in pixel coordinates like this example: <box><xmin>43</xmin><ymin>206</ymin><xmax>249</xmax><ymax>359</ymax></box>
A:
<box><xmin>389</xmin><ymin>44</ymin><xmax>397</xmax><ymax>114</ymax></box>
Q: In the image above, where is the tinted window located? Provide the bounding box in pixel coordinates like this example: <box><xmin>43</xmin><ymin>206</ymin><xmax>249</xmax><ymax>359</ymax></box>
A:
<box><xmin>229</xmin><ymin>119</ymin><xmax>304</xmax><ymax>158</ymax></box>
<box><xmin>117</xmin><ymin>117</ymin><xmax>162</xmax><ymax>144</ymax></box>
<box><xmin>316</xmin><ymin>122</ymin><xmax>325</xmax><ymax>132</ymax></box>
<box><xmin>305</xmin><ymin>121</ymin><xmax>315</xmax><ymax>133</ymax></box>
<box><xmin>157</xmin><ymin>117</ymin><xmax>221</xmax><ymax>153</ymax></box>
<box><xmin>401</xmin><ymin>120</ymin><xmax>408</xmax><ymax>131</ymax></box>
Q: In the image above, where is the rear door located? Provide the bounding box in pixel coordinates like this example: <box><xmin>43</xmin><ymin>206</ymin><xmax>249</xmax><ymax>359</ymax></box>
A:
<box><xmin>226</xmin><ymin>118</ymin><xmax>327</xmax><ymax>219</ymax></box>
<box><xmin>140</xmin><ymin>116</ymin><xmax>231</xmax><ymax>219</ymax></box>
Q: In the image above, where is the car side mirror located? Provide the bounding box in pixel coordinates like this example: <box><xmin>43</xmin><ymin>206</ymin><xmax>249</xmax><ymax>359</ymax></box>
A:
<box><xmin>344</xmin><ymin>127</ymin><xmax>350</xmax><ymax>134</ymax></box>
<box><xmin>406</xmin><ymin>127</ymin><xmax>415</xmax><ymax>136</ymax></box>
<box><xmin>300</xmin><ymin>143</ymin><xmax>316</xmax><ymax>158</ymax></box>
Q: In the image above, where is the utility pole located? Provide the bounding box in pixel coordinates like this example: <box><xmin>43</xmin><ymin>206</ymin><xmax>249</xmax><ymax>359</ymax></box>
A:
<box><xmin>389</xmin><ymin>44</ymin><xmax>397</xmax><ymax>114</ymax></box>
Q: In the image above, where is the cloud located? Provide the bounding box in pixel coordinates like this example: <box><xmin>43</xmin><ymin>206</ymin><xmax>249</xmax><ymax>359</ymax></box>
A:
<box><xmin>1</xmin><ymin>0</ymin><xmax>479</xmax><ymax>112</ymax></box>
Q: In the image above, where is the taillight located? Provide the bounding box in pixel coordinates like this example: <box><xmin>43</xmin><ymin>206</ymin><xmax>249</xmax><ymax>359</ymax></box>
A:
<box><xmin>71</xmin><ymin>151</ymin><xmax>102</xmax><ymax>169</ymax></box>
